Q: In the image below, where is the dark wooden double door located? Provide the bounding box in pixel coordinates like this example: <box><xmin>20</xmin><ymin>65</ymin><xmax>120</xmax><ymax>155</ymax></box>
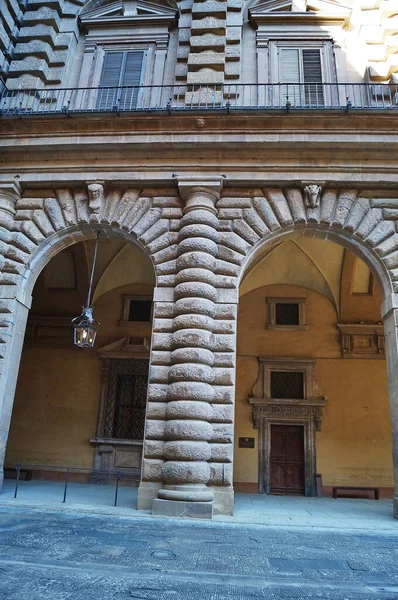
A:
<box><xmin>269</xmin><ymin>424</ymin><xmax>305</xmax><ymax>495</ymax></box>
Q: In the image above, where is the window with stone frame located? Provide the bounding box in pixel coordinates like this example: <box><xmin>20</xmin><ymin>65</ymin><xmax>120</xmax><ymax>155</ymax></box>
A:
<box><xmin>266</xmin><ymin>298</ymin><xmax>307</xmax><ymax>330</ymax></box>
<box><xmin>120</xmin><ymin>295</ymin><xmax>153</xmax><ymax>326</ymax></box>
<box><xmin>268</xmin><ymin>40</ymin><xmax>337</xmax><ymax>108</ymax></box>
<box><xmin>101</xmin><ymin>358</ymin><xmax>148</xmax><ymax>441</ymax></box>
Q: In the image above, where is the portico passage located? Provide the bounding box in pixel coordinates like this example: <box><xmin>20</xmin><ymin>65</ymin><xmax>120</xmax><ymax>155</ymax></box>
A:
<box><xmin>234</xmin><ymin>236</ymin><xmax>393</xmax><ymax>501</ymax></box>
<box><xmin>4</xmin><ymin>232</ymin><xmax>155</xmax><ymax>490</ymax></box>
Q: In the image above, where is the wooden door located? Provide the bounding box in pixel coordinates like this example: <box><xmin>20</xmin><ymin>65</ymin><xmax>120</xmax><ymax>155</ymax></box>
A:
<box><xmin>270</xmin><ymin>424</ymin><xmax>305</xmax><ymax>495</ymax></box>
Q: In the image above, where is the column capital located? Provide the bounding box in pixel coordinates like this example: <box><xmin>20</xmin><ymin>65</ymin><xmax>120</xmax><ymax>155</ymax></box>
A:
<box><xmin>176</xmin><ymin>176</ymin><xmax>224</xmax><ymax>214</ymax></box>
<box><xmin>0</xmin><ymin>177</ymin><xmax>22</xmax><ymax>203</ymax></box>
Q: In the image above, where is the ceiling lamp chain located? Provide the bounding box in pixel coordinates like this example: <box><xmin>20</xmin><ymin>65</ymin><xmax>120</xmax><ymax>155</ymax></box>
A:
<box><xmin>72</xmin><ymin>232</ymin><xmax>101</xmax><ymax>348</ymax></box>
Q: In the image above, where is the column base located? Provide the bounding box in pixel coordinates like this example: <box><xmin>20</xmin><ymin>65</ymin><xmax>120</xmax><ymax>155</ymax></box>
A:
<box><xmin>137</xmin><ymin>481</ymin><xmax>162</xmax><ymax>510</ymax></box>
<box><xmin>152</xmin><ymin>498</ymin><xmax>213</xmax><ymax>520</ymax></box>
<box><xmin>393</xmin><ymin>495</ymin><xmax>398</xmax><ymax>519</ymax></box>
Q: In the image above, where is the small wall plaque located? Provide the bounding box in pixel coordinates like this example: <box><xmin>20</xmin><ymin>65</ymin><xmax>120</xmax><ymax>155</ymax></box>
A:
<box><xmin>239</xmin><ymin>437</ymin><xmax>255</xmax><ymax>448</ymax></box>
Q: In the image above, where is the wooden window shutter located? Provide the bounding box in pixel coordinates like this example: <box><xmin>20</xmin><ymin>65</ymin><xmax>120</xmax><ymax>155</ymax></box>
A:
<box><xmin>280</xmin><ymin>49</ymin><xmax>300</xmax><ymax>105</ymax></box>
<box><xmin>280</xmin><ymin>49</ymin><xmax>300</xmax><ymax>83</ymax></box>
<box><xmin>100</xmin><ymin>52</ymin><xmax>124</xmax><ymax>88</ymax></box>
<box><xmin>302</xmin><ymin>49</ymin><xmax>323</xmax><ymax>105</ymax></box>
<box><xmin>302</xmin><ymin>49</ymin><xmax>322</xmax><ymax>83</ymax></box>
<box><xmin>99</xmin><ymin>51</ymin><xmax>144</xmax><ymax>110</ymax></box>
<box><xmin>119</xmin><ymin>51</ymin><xmax>144</xmax><ymax>109</ymax></box>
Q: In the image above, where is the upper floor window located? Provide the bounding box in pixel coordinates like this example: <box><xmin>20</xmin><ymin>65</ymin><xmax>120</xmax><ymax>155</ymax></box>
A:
<box><xmin>280</xmin><ymin>48</ymin><xmax>324</xmax><ymax>105</ymax></box>
<box><xmin>99</xmin><ymin>51</ymin><xmax>145</xmax><ymax>110</ymax></box>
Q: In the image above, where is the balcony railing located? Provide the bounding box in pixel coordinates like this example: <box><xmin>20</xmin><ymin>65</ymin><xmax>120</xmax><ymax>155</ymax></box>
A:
<box><xmin>1</xmin><ymin>82</ymin><xmax>397</xmax><ymax>116</ymax></box>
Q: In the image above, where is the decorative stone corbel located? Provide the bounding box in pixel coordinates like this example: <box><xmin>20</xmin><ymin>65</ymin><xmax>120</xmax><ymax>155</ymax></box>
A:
<box><xmin>87</xmin><ymin>182</ymin><xmax>105</xmax><ymax>218</ymax></box>
<box><xmin>302</xmin><ymin>182</ymin><xmax>324</xmax><ymax>209</ymax></box>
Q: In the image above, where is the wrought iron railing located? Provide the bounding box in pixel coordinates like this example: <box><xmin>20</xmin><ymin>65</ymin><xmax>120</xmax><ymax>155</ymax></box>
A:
<box><xmin>0</xmin><ymin>82</ymin><xmax>398</xmax><ymax>116</ymax></box>
<box><xmin>7</xmin><ymin>463</ymin><xmax>140</xmax><ymax>507</ymax></box>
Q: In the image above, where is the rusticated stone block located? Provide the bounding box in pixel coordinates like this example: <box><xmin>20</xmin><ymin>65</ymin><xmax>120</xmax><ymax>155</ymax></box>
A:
<box><xmin>142</xmin><ymin>459</ymin><xmax>164</xmax><ymax>481</ymax></box>
<box><xmin>190</xmin><ymin>33</ymin><xmax>225</xmax><ymax>49</ymax></box>
<box><xmin>145</xmin><ymin>419</ymin><xmax>166</xmax><ymax>440</ymax></box>
<box><xmin>209</xmin><ymin>461</ymin><xmax>233</xmax><ymax>485</ymax></box>
<box><xmin>210</xmin><ymin>442</ymin><xmax>233</xmax><ymax>462</ymax></box>
<box><xmin>191</xmin><ymin>17</ymin><xmax>226</xmax><ymax>33</ymax></box>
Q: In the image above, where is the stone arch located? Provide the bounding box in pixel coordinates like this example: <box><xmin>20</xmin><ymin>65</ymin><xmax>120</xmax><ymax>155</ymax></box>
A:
<box><xmin>215</xmin><ymin>188</ymin><xmax>397</xmax><ymax>302</ymax></box>
<box><xmin>0</xmin><ymin>184</ymin><xmax>182</xmax><ymax>489</ymax></box>
<box><xmin>214</xmin><ymin>185</ymin><xmax>398</xmax><ymax>516</ymax></box>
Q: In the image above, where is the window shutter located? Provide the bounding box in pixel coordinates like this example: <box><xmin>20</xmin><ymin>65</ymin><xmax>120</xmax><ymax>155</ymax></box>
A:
<box><xmin>99</xmin><ymin>52</ymin><xmax>124</xmax><ymax>110</ymax></box>
<box><xmin>281</xmin><ymin>49</ymin><xmax>300</xmax><ymax>83</ymax></box>
<box><xmin>302</xmin><ymin>49</ymin><xmax>322</xmax><ymax>83</ymax></box>
<box><xmin>122</xmin><ymin>51</ymin><xmax>144</xmax><ymax>87</ymax></box>
<box><xmin>302</xmin><ymin>49</ymin><xmax>323</xmax><ymax>106</ymax></box>
<box><xmin>98</xmin><ymin>51</ymin><xmax>144</xmax><ymax>110</ymax></box>
<box><xmin>119</xmin><ymin>51</ymin><xmax>144</xmax><ymax>109</ymax></box>
<box><xmin>100</xmin><ymin>52</ymin><xmax>124</xmax><ymax>88</ymax></box>
<box><xmin>280</xmin><ymin>49</ymin><xmax>300</xmax><ymax>106</ymax></box>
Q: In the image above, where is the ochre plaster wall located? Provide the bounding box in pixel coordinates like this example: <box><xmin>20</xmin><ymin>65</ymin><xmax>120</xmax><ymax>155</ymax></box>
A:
<box><xmin>234</xmin><ymin>283</ymin><xmax>393</xmax><ymax>491</ymax></box>
<box><xmin>5</xmin><ymin>282</ymin><xmax>154</xmax><ymax>470</ymax></box>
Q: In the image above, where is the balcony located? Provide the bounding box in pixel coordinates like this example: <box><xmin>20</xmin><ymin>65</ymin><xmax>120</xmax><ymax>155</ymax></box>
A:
<box><xmin>1</xmin><ymin>82</ymin><xmax>397</xmax><ymax>117</ymax></box>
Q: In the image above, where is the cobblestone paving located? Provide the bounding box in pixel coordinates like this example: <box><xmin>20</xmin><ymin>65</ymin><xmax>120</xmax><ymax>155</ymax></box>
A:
<box><xmin>0</xmin><ymin>506</ymin><xmax>397</xmax><ymax>599</ymax></box>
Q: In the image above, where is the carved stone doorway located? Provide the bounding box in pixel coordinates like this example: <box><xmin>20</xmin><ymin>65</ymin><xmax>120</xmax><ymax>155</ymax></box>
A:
<box><xmin>248</xmin><ymin>358</ymin><xmax>327</xmax><ymax>497</ymax></box>
<box><xmin>270</xmin><ymin>424</ymin><xmax>305</xmax><ymax>495</ymax></box>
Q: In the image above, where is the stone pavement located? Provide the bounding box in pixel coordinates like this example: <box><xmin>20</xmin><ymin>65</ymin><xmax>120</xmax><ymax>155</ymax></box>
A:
<box><xmin>0</xmin><ymin>479</ymin><xmax>397</xmax><ymax>531</ymax></box>
<box><xmin>0</xmin><ymin>505</ymin><xmax>398</xmax><ymax>599</ymax></box>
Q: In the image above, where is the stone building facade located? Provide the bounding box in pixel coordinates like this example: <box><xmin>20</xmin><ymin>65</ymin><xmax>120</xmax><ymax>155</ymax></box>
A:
<box><xmin>1</xmin><ymin>0</ymin><xmax>398</xmax><ymax>519</ymax></box>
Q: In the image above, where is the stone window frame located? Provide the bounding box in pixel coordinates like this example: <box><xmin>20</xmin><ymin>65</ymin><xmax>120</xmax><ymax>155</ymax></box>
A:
<box><xmin>266</xmin><ymin>297</ymin><xmax>308</xmax><ymax>331</ymax></box>
<box><xmin>76</xmin><ymin>12</ymin><xmax>173</xmax><ymax>99</ymax></box>
<box><xmin>119</xmin><ymin>294</ymin><xmax>153</xmax><ymax>327</ymax></box>
<box><xmin>90</xmin><ymin>337</ymin><xmax>150</xmax><ymax>479</ymax></box>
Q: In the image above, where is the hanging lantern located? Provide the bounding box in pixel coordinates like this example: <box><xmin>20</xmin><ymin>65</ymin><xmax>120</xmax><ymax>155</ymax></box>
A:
<box><xmin>72</xmin><ymin>232</ymin><xmax>101</xmax><ymax>348</ymax></box>
<box><xmin>72</xmin><ymin>306</ymin><xmax>100</xmax><ymax>348</ymax></box>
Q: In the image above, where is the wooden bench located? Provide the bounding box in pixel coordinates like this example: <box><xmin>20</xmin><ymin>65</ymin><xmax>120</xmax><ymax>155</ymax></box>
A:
<box><xmin>332</xmin><ymin>486</ymin><xmax>380</xmax><ymax>500</ymax></box>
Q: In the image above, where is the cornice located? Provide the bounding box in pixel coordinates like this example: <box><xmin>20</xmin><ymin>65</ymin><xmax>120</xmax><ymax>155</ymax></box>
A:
<box><xmin>249</xmin><ymin>10</ymin><xmax>350</xmax><ymax>27</ymax></box>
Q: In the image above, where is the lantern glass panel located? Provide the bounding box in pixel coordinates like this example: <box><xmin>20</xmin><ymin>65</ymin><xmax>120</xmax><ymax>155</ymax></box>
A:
<box><xmin>74</xmin><ymin>324</ymin><xmax>98</xmax><ymax>348</ymax></box>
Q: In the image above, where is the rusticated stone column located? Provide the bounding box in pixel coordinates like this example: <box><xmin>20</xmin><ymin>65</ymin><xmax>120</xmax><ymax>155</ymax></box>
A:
<box><xmin>0</xmin><ymin>180</ymin><xmax>28</xmax><ymax>491</ymax></box>
<box><xmin>152</xmin><ymin>177</ymin><xmax>223</xmax><ymax>519</ymax></box>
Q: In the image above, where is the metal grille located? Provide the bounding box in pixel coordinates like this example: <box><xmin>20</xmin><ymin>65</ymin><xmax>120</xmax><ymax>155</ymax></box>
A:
<box><xmin>102</xmin><ymin>358</ymin><xmax>148</xmax><ymax>440</ymax></box>
<box><xmin>271</xmin><ymin>371</ymin><xmax>304</xmax><ymax>399</ymax></box>
<box><xmin>275</xmin><ymin>302</ymin><xmax>299</xmax><ymax>325</ymax></box>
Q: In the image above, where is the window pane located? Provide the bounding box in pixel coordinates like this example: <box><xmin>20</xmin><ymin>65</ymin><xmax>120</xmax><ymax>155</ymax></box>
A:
<box><xmin>128</xmin><ymin>300</ymin><xmax>152</xmax><ymax>322</ymax></box>
<box><xmin>271</xmin><ymin>371</ymin><xmax>304</xmax><ymax>399</ymax></box>
<box><xmin>275</xmin><ymin>302</ymin><xmax>299</xmax><ymax>326</ymax></box>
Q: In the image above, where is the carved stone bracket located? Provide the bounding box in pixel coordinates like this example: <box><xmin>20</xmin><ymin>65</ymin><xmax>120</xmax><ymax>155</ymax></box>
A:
<box><xmin>337</xmin><ymin>323</ymin><xmax>385</xmax><ymax>359</ymax></box>
<box><xmin>302</xmin><ymin>182</ymin><xmax>324</xmax><ymax>209</ymax></box>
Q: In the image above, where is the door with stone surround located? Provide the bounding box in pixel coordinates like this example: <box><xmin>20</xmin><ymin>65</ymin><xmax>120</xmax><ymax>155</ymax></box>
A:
<box><xmin>270</xmin><ymin>424</ymin><xmax>305</xmax><ymax>495</ymax></box>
